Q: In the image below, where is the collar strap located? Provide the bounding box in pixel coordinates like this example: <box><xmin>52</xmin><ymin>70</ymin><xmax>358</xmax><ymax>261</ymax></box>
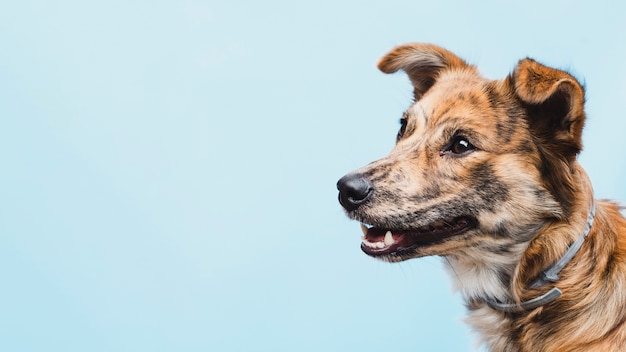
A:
<box><xmin>484</xmin><ymin>202</ymin><xmax>597</xmax><ymax>313</ymax></box>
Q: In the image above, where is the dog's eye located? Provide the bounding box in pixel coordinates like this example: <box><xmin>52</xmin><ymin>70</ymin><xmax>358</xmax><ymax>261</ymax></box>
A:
<box><xmin>445</xmin><ymin>136</ymin><xmax>476</xmax><ymax>156</ymax></box>
<box><xmin>397</xmin><ymin>118</ymin><xmax>408</xmax><ymax>141</ymax></box>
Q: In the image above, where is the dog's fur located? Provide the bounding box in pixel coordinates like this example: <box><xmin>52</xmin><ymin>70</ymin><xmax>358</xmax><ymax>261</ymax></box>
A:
<box><xmin>337</xmin><ymin>43</ymin><xmax>626</xmax><ymax>351</ymax></box>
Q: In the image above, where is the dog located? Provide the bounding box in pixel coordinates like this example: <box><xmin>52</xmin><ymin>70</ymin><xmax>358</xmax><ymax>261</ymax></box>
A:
<box><xmin>336</xmin><ymin>43</ymin><xmax>626</xmax><ymax>351</ymax></box>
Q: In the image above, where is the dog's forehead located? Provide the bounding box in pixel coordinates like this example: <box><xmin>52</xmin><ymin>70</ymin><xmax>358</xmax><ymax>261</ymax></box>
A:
<box><xmin>425</xmin><ymin>70</ymin><xmax>488</xmax><ymax>104</ymax></box>
<box><xmin>412</xmin><ymin>70</ymin><xmax>500</xmax><ymax>125</ymax></box>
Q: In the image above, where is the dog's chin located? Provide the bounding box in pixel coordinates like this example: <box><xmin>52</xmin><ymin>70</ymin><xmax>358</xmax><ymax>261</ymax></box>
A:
<box><xmin>359</xmin><ymin>216</ymin><xmax>477</xmax><ymax>262</ymax></box>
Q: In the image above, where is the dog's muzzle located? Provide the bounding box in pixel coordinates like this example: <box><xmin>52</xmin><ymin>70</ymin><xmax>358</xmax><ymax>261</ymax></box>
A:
<box><xmin>336</xmin><ymin>173</ymin><xmax>373</xmax><ymax>211</ymax></box>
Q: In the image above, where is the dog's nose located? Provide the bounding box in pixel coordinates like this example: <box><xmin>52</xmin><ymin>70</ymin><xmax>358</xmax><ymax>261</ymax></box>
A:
<box><xmin>337</xmin><ymin>173</ymin><xmax>373</xmax><ymax>211</ymax></box>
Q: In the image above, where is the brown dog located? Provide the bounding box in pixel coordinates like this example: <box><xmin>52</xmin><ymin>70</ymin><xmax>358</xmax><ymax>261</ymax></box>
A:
<box><xmin>337</xmin><ymin>43</ymin><xmax>626</xmax><ymax>351</ymax></box>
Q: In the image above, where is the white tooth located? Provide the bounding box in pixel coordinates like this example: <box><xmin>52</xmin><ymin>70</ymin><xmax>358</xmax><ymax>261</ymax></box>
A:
<box><xmin>360</xmin><ymin>224</ymin><xmax>369</xmax><ymax>236</ymax></box>
<box><xmin>384</xmin><ymin>231</ymin><xmax>394</xmax><ymax>246</ymax></box>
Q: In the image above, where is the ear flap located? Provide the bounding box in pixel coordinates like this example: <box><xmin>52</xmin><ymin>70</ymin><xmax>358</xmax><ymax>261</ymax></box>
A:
<box><xmin>511</xmin><ymin>58</ymin><xmax>586</xmax><ymax>158</ymax></box>
<box><xmin>377</xmin><ymin>43</ymin><xmax>470</xmax><ymax>100</ymax></box>
<box><xmin>511</xmin><ymin>59</ymin><xmax>587</xmax><ymax>215</ymax></box>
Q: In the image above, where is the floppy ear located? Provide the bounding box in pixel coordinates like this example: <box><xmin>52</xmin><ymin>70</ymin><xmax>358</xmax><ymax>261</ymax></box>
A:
<box><xmin>512</xmin><ymin>58</ymin><xmax>586</xmax><ymax>158</ymax></box>
<box><xmin>511</xmin><ymin>59</ymin><xmax>586</xmax><ymax>215</ymax></box>
<box><xmin>377</xmin><ymin>43</ymin><xmax>470</xmax><ymax>100</ymax></box>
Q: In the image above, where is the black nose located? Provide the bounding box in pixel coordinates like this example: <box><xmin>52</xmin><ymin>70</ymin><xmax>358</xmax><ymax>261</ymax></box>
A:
<box><xmin>336</xmin><ymin>173</ymin><xmax>373</xmax><ymax>211</ymax></box>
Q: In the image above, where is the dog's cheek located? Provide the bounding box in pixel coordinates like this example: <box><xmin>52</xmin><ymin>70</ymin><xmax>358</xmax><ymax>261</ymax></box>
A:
<box><xmin>471</xmin><ymin>160</ymin><xmax>562</xmax><ymax>238</ymax></box>
<box><xmin>468</xmin><ymin>161</ymin><xmax>510</xmax><ymax>211</ymax></box>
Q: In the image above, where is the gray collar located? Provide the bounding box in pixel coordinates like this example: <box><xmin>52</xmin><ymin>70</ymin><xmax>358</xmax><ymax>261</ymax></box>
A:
<box><xmin>484</xmin><ymin>202</ymin><xmax>597</xmax><ymax>313</ymax></box>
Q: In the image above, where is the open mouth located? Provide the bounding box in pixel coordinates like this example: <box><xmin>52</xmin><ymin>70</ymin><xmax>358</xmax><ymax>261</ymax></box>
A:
<box><xmin>360</xmin><ymin>216</ymin><xmax>477</xmax><ymax>257</ymax></box>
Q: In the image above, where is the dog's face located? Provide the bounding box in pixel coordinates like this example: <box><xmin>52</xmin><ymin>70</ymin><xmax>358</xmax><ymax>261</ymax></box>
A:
<box><xmin>337</xmin><ymin>44</ymin><xmax>586</xmax><ymax>262</ymax></box>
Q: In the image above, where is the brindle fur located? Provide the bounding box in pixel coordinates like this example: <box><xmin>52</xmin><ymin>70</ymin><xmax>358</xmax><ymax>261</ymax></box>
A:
<box><xmin>338</xmin><ymin>43</ymin><xmax>626</xmax><ymax>351</ymax></box>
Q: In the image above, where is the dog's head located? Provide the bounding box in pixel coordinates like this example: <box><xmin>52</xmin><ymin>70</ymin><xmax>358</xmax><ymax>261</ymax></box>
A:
<box><xmin>337</xmin><ymin>43</ymin><xmax>586</xmax><ymax>262</ymax></box>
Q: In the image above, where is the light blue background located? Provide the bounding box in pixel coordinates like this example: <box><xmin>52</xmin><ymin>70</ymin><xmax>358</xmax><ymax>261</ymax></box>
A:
<box><xmin>1</xmin><ymin>1</ymin><xmax>625</xmax><ymax>351</ymax></box>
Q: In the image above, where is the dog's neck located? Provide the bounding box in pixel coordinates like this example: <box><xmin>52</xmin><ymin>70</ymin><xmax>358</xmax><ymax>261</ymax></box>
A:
<box><xmin>444</xmin><ymin>243</ymin><xmax>526</xmax><ymax>305</ymax></box>
<box><xmin>483</xmin><ymin>202</ymin><xmax>596</xmax><ymax>312</ymax></box>
<box><xmin>443</xmin><ymin>222</ymin><xmax>551</xmax><ymax>306</ymax></box>
<box><xmin>446</xmin><ymin>192</ymin><xmax>596</xmax><ymax>312</ymax></box>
